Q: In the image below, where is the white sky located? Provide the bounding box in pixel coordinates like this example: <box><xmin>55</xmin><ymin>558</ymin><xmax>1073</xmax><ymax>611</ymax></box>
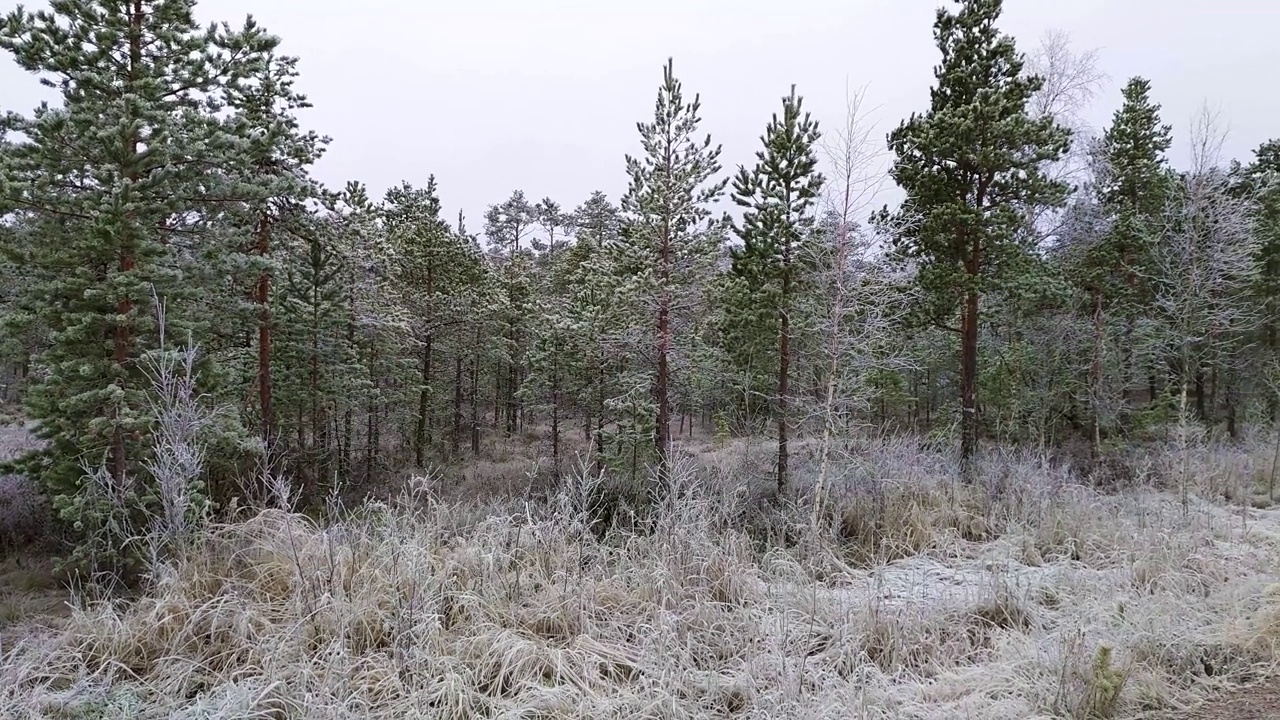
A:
<box><xmin>2</xmin><ymin>0</ymin><xmax>1278</xmax><ymax>227</ymax></box>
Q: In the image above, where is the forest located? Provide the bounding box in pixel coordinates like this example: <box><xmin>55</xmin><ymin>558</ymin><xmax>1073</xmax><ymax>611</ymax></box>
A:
<box><xmin>2</xmin><ymin>0</ymin><xmax>1280</xmax><ymax>718</ymax></box>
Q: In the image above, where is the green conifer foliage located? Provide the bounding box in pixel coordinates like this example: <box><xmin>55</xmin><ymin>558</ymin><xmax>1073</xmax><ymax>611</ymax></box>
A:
<box><xmin>1241</xmin><ymin>140</ymin><xmax>1280</xmax><ymax>417</ymax></box>
<box><xmin>1076</xmin><ymin>77</ymin><xmax>1173</xmax><ymax>440</ymax></box>
<box><xmin>485</xmin><ymin>191</ymin><xmax>538</xmax><ymax>436</ymax></box>
<box><xmin>277</xmin><ymin>205</ymin><xmax>350</xmax><ymax>497</ymax></box>
<box><xmin>383</xmin><ymin>177</ymin><xmax>473</xmax><ymax>467</ymax></box>
<box><xmin>885</xmin><ymin>0</ymin><xmax>1071</xmax><ymax>474</ymax></box>
<box><xmin>0</xmin><ymin>0</ymin><xmax>278</xmax><ymax>558</ymax></box>
<box><xmin>617</xmin><ymin>58</ymin><xmax>727</xmax><ymax>486</ymax></box>
<box><xmin>223</xmin><ymin>50</ymin><xmax>328</xmax><ymax>461</ymax></box>
<box><xmin>727</xmin><ymin>86</ymin><xmax>824</xmax><ymax>493</ymax></box>
<box><xmin>564</xmin><ymin>191</ymin><xmax>625</xmax><ymax>472</ymax></box>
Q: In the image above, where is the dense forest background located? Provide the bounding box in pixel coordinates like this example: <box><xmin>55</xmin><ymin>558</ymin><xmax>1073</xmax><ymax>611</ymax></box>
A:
<box><xmin>1</xmin><ymin>0</ymin><xmax>1278</xmax><ymax>574</ymax></box>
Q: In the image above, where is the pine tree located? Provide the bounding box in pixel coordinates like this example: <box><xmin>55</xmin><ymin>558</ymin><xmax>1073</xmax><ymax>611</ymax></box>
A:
<box><xmin>383</xmin><ymin>177</ymin><xmax>473</xmax><ymax>467</ymax></box>
<box><xmin>885</xmin><ymin>0</ymin><xmax>1071</xmax><ymax>475</ymax></box>
<box><xmin>525</xmin><ymin>196</ymin><xmax>574</xmax><ymax>472</ymax></box>
<box><xmin>335</xmin><ymin>181</ymin><xmax>410</xmax><ymax>488</ymax></box>
<box><xmin>1240</xmin><ymin>140</ymin><xmax>1280</xmax><ymax>418</ymax></box>
<box><xmin>728</xmin><ymin>86</ymin><xmax>824</xmax><ymax>493</ymax></box>
<box><xmin>222</xmin><ymin>50</ymin><xmax>328</xmax><ymax>466</ymax></box>
<box><xmin>617</xmin><ymin>58</ymin><xmax>727</xmax><ymax>485</ymax></box>
<box><xmin>484</xmin><ymin>191</ymin><xmax>537</xmax><ymax>435</ymax></box>
<box><xmin>565</xmin><ymin>191</ymin><xmax>624</xmax><ymax>471</ymax></box>
<box><xmin>0</xmin><ymin>0</ymin><xmax>277</xmax><ymax>558</ymax></box>
<box><xmin>277</xmin><ymin>206</ymin><xmax>350</xmax><ymax>498</ymax></box>
<box><xmin>533</xmin><ymin>198</ymin><xmax>570</xmax><ymax>258</ymax></box>
<box><xmin>1093</xmin><ymin>77</ymin><xmax>1174</xmax><ymax>416</ymax></box>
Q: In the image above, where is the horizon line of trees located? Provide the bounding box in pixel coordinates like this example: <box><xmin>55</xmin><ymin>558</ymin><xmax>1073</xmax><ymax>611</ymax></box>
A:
<box><xmin>1</xmin><ymin>0</ymin><xmax>1277</xmax><ymax>570</ymax></box>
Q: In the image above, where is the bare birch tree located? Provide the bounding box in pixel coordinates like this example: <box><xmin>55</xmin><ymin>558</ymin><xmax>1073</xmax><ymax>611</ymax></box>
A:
<box><xmin>1148</xmin><ymin>105</ymin><xmax>1259</xmax><ymax>502</ymax></box>
<box><xmin>1149</xmin><ymin>106</ymin><xmax>1258</xmax><ymax>404</ymax></box>
<box><xmin>1026</xmin><ymin>30</ymin><xmax>1107</xmax><ymax>236</ymax></box>
<box><xmin>808</xmin><ymin>87</ymin><xmax>917</xmax><ymax>522</ymax></box>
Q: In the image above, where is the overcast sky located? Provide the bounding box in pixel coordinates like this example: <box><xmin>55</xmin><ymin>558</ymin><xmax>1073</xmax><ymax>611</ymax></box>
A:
<box><xmin>2</xmin><ymin>0</ymin><xmax>1278</xmax><ymax>227</ymax></box>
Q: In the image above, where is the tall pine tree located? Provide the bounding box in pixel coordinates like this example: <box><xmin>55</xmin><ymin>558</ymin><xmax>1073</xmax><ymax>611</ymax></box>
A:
<box><xmin>565</xmin><ymin>191</ymin><xmax>624</xmax><ymax>472</ymax></box>
<box><xmin>885</xmin><ymin>0</ymin><xmax>1070</xmax><ymax>475</ymax></box>
<box><xmin>728</xmin><ymin>86</ymin><xmax>824</xmax><ymax>493</ymax></box>
<box><xmin>383</xmin><ymin>178</ymin><xmax>475</xmax><ymax>467</ymax></box>
<box><xmin>0</xmin><ymin>0</ymin><xmax>277</xmax><ymax>557</ymax></box>
<box><xmin>484</xmin><ymin>191</ymin><xmax>537</xmax><ymax>435</ymax></box>
<box><xmin>1094</xmin><ymin>77</ymin><xmax>1173</xmax><ymax>413</ymax></box>
<box><xmin>222</xmin><ymin>50</ymin><xmax>328</xmax><ymax>466</ymax></box>
<box><xmin>617</xmin><ymin>58</ymin><xmax>726</xmax><ymax>485</ymax></box>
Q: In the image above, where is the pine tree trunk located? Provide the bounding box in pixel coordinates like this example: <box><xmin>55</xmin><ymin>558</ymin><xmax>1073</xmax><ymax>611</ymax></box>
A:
<box><xmin>367</xmin><ymin>345</ymin><xmax>380</xmax><ymax>484</ymax></box>
<box><xmin>595</xmin><ymin>360</ymin><xmax>606</xmax><ymax>476</ymax></box>
<box><xmin>452</xmin><ymin>354</ymin><xmax>464</xmax><ymax>455</ymax></box>
<box><xmin>341</xmin><ymin>306</ymin><xmax>356</xmax><ymax>485</ymax></box>
<box><xmin>776</xmin><ymin>273</ymin><xmax>792</xmax><ymax>494</ymax></box>
<box><xmin>365</xmin><ymin>403</ymin><xmax>376</xmax><ymax>484</ymax></box>
<box><xmin>471</xmin><ymin>333</ymin><xmax>482</xmax><ymax>454</ymax></box>
<box><xmin>342</xmin><ymin>407</ymin><xmax>353</xmax><ymax>482</ymax></box>
<box><xmin>655</xmin><ymin>298</ymin><xmax>672</xmax><ymax>487</ymax></box>
<box><xmin>1209</xmin><ymin>365</ymin><xmax>1219</xmax><ymax>422</ymax></box>
<box><xmin>960</xmin><ymin>287</ymin><xmax>980</xmax><ymax>481</ymax></box>
<box><xmin>506</xmin><ymin>363</ymin><xmax>519</xmax><ymax>436</ymax></box>
<box><xmin>909</xmin><ymin>373</ymin><xmax>919</xmax><ymax>429</ymax></box>
<box><xmin>110</xmin><ymin>0</ymin><xmax>146</xmax><ymax>485</ymax></box>
<box><xmin>1194</xmin><ymin>367</ymin><xmax>1207</xmax><ymax>421</ymax></box>
<box><xmin>310</xmin><ymin>309</ymin><xmax>322</xmax><ymax>500</ymax></box>
<box><xmin>414</xmin><ymin>333</ymin><xmax>433</xmax><ymax>467</ymax></box>
<box><xmin>1270</xmin><ymin>322</ymin><xmax>1278</xmax><ymax>423</ymax></box>
<box><xmin>1090</xmin><ymin>287</ymin><xmax>1105</xmax><ymax>455</ymax></box>
<box><xmin>654</xmin><ymin>202</ymin><xmax>673</xmax><ymax>488</ymax></box>
<box><xmin>925</xmin><ymin>367</ymin><xmax>933</xmax><ymax>429</ymax></box>
<box><xmin>551</xmin><ymin>354</ymin><xmax>561</xmax><ymax>480</ymax></box>
<box><xmin>493</xmin><ymin>375</ymin><xmax>501</xmax><ymax>428</ymax></box>
<box><xmin>1119</xmin><ymin>315</ymin><xmax>1135</xmax><ymax>412</ymax></box>
<box><xmin>1226</xmin><ymin>372</ymin><xmax>1239</xmax><ymax>440</ymax></box>
<box><xmin>596</xmin><ymin>410</ymin><xmax>606</xmax><ymax>476</ymax></box>
<box><xmin>256</xmin><ymin>213</ymin><xmax>276</xmax><ymax>458</ymax></box>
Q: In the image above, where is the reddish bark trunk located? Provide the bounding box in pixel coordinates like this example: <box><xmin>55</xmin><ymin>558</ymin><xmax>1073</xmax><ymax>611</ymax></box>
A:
<box><xmin>111</xmin><ymin>0</ymin><xmax>145</xmax><ymax>483</ymax></box>
<box><xmin>960</xmin><ymin>287</ymin><xmax>980</xmax><ymax>478</ymax></box>
<box><xmin>452</xmin><ymin>354</ymin><xmax>464</xmax><ymax>455</ymax></box>
<box><xmin>414</xmin><ymin>268</ymin><xmax>435</xmax><ymax>466</ymax></box>
<box><xmin>415</xmin><ymin>332</ymin><xmax>433</xmax><ymax>467</ymax></box>
<box><xmin>1090</xmin><ymin>287</ymin><xmax>1104</xmax><ymax>454</ymax></box>
<box><xmin>776</xmin><ymin>263</ymin><xmax>792</xmax><ymax>494</ymax></box>
<box><xmin>255</xmin><ymin>214</ymin><xmax>275</xmax><ymax>452</ymax></box>
<box><xmin>656</xmin><ymin>301</ymin><xmax>671</xmax><ymax>480</ymax></box>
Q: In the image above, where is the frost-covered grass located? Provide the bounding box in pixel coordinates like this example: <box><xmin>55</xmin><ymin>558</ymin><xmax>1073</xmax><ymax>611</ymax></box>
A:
<box><xmin>3</xmin><ymin>436</ymin><xmax>1280</xmax><ymax>719</ymax></box>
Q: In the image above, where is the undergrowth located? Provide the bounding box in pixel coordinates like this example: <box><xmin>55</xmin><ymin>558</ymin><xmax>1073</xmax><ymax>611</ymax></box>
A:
<box><xmin>2</xmin><ymin>436</ymin><xmax>1280</xmax><ymax>719</ymax></box>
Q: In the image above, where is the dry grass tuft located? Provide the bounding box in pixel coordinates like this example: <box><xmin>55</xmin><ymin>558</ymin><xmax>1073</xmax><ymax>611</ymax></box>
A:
<box><xmin>3</xmin><ymin>436</ymin><xmax>1280</xmax><ymax>718</ymax></box>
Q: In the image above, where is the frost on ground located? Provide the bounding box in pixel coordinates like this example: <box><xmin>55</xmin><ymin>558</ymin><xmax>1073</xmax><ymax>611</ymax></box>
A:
<box><xmin>2</xmin><ymin>437</ymin><xmax>1280</xmax><ymax>719</ymax></box>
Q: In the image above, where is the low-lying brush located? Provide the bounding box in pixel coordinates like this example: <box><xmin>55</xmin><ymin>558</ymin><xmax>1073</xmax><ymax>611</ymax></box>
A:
<box><xmin>2</xmin><ymin>436</ymin><xmax>1280</xmax><ymax>718</ymax></box>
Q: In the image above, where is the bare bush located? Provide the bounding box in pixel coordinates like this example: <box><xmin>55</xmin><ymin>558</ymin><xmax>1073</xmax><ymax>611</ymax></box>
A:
<box><xmin>807</xmin><ymin>86</ymin><xmax>918</xmax><ymax>523</ymax></box>
<box><xmin>141</xmin><ymin>293</ymin><xmax>215</xmax><ymax>546</ymax></box>
<box><xmin>0</xmin><ymin>471</ymin><xmax>50</xmax><ymax>555</ymax></box>
<box><xmin>0</xmin><ymin>425</ymin><xmax>52</xmax><ymax>555</ymax></box>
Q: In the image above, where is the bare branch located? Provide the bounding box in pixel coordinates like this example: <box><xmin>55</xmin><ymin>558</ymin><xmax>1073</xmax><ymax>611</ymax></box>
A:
<box><xmin>1026</xmin><ymin>29</ymin><xmax>1107</xmax><ymax>133</ymax></box>
<box><xmin>1188</xmin><ymin>101</ymin><xmax>1230</xmax><ymax>175</ymax></box>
